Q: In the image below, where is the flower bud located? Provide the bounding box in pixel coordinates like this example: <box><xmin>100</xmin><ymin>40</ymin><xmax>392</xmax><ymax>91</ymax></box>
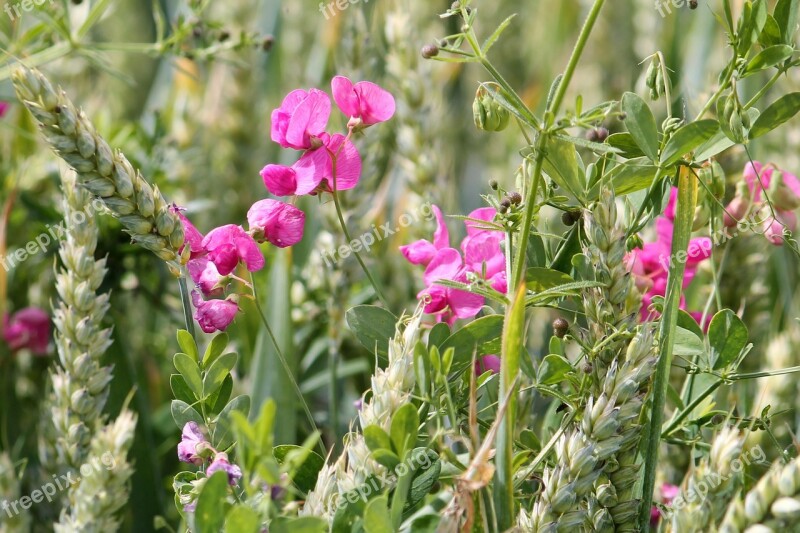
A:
<box><xmin>421</xmin><ymin>44</ymin><xmax>439</xmax><ymax>59</ymax></box>
<box><xmin>553</xmin><ymin>318</ymin><xmax>569</xmax><ymax>338</ymax></box>
<box><xmin>723</xmin><ymin>195</ymin><xmax>749</xmax><ymax>227</ymax></box>
<box><xmin>473</xmin><ymin>87</ymin><xmax>510</xmax><ymax>132</ymax></box>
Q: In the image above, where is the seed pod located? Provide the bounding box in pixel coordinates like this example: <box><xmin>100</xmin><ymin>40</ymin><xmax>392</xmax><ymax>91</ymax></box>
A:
<box><xmin>473</xmin><ymin>87</ymin><xmax>510</xmax><ymax>132</ymax></box>
<box><xmin>646</xmin><ymin>60</ymin><xmax>658</xmax><ymax>90</ymax></box>
<box><xmin>729</xmin><ymin>111</ymin><xmax>744</xmax><ymax>141</ymax></box>
<box><xmin>421</xmin><ymin>44</ymin><xmax>439</xmax><ymax>59</ymax></box>
<box><xmin>553</xmin><ymin>318</ymin><xmax>569</xmax><ymax>338</ymax></box>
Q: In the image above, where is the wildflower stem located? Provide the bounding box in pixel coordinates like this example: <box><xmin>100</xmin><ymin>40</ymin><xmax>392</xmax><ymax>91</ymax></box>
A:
<box><xmin>329</xmin><ymin>180</ymin><xmax>389</xmax><ymax>308</ymax></box>
<box><xmin>662</xmin><ymin>379</ymin><xmax>722</xmax><ymax>438</ymax></box>
<box><xmin>177</xmin><ymin>275</ymin><xmax>196</xmax><ymax>340</ymax></box>
<box><xmin>639</xmin><ymin>167</ymin><xmax>697</xmax><ymax>530</ymax></box>
<box><xmin>250</xmin><ymin>274</ymin><xmax>325</xmax><ymax>455</ymax></box>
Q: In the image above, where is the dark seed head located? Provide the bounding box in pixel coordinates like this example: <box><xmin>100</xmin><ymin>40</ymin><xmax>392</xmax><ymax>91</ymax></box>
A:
<box><xmin>582</xmin><ymin>362</ymin><xmax>593</xmax><ymax>374</ymax></box>
<box><xmin>421</xmin><ymin>44</ymin><xmax>439</xmax><ymax>59</ymax></box>
<box><xmin>711</xmin><ymin>413</ymin><xmax>725</xmax><ymax>425</ymax></box>
<box><xmin>553</xmin><ymin>318</ymin><xmax>569</xmax><ymax>338</ymax></box>
<box><xmin>489</xmin><ymin>179</ymin><xmax>499</xmax><ymax>190</ymax></box>
<box><xmin>508</xmin><ymin>192</ymin><xmax>522</xmax><ymax>205</ymax></box>
<box><xmin>219</xmin><ymin>30</ymin><xmax>230</xmax><ymax>42</ymax></box>
<box><xmin>562</xmin><ymin>211</ymin><xmax>574</xmax><ymax>226</ymax></box>
<box><xmin>593</xmin><ymin>127</ymin><xmax>609</xmax><ymax>142</ymax></box>
<box><xmin>689</xmin><ymin>0</ymin><xmax>698</xmax><ymax>9</ymax></box>
<box><xmin>500</xmin><ymin>199</ymin><xmax>512</xmax><ymax>209</ymax></box>
<box><xmin>262</xmin><ymin>35</ymin><xmax>275</xmax><ymax>52</ymax></box>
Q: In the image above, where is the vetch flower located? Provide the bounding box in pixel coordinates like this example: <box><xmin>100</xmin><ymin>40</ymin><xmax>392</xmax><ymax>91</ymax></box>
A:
<box><xmin>475</xmin><ymin>355</ymin><xmax>501</xmax><ymax>375</ymax></box>
<box><xmin>177</xmin><ymin>422</ymin><xmax>210</xmax><ymax>465</ymax></box>
<box><xmin>763</xmin><ymin>210</ymin><xmax>797</xmax><ymax>245</ymax></box>
<box><xmin>171</xmin><ymin>206</ymin><xmax>205</xmax><ymax>259</ymax></box>
<box><xmin>3</xmin><ymin>307</ymin><xmax>50</xmax><ymax>355</ymax></box>
<box><xmin>331</xmin><ymin>76</ymin><xmax>396</xmax><ymax>128</ymax></box>
<box><xmin>419</xmin><ymin>248</ymin><xmax>484</xmax><ymax>325</ymax></box>
<box><xmin>247</xmin><ymin>199</ymin><xmax>306</xmax><ymax>247</ymax></box>
<box><xmin>192</xmin><ymin>291</ymin><xmax>239</xmax><ymax>333</ymax></box>
<box><xmin>261</xmin><ymin>133</ymin><xmax>362</xmax><ymax>196</ymax></box>
<box><xmin>187</xmin><ymin>257</ymin><xmax>224</xmax><ymax>297</ymax></box>
<box><xmin>399</xmin><ymin>205</ymin><xmax>450</xmax><ymax>266</ymax></box>
<box><xmin>270</xmin><ymin>88</ymin><xmax>331</xmax><ymax>150</ymax></box>
<box><xmin>201</xmin><ymin>224</ymin><xmax>265</xmax><ymax>276</ymax></box>
<box><xmin>207</xmin><ymin>453</ymin><xmax>243</xmax><ymax>486</ymax></box>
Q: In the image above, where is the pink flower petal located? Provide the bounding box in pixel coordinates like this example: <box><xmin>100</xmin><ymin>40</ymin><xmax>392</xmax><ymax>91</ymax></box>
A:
<box><xmin>187</xmin><ymin>257</ymin><xmax>224</xmax><ymax>297</ymax></box>
<box><xmin>464</xmin><ymin>207</ymin><xmax>497</xmax><ymax>236</ymax></box>
<box><xmin>664</xmin><ymin>187</ymin><xmax>678</xmax><ymax>220</ymax></box>
<box><xmin>423</xmin><ymin>248</ymin><xmax>463</xmax><ymax>287</ymax></box>
<box><xmin>331</xmin><ymin>76</ymin><xmax>359</xmax><ymax>119</ymax></box>
<box><xmin>432</xmin><ymin>205</ymin><xmax>450</xmax><ymax>249</ymax></box>
<box><xmin>475</xmin><ymin>355</ymin><xmax>501</xmax><ymax>375</ymax></box>
<box><xmin>400</xmin><ymin>240</ymin><xmax>437</xmax><ymax>265</ymax></box>
<box><xmin>448</xmin><ymin>285</ymin><xmax>485</xmax><ymax>319</ymax></box>
<box><xmin>192</xmin><ymin>292</ymin><xmax>239</xmax><ymax>333</ymax></box>
<box><xmin>261</xmin><ymin>164</ymin><xmax>299</xmax><ymax>197</ymax></box>
<box><xmin>0</xmin><ymin>102</ymin><xmax>9</xmax><ymax>118</ymax></box>
<box><xmin>324</xmin><ymin>134</ymin><xmax>362</xmax><ymax>191</ymax></box>
<box><xmin>353</xmin><ymin>81</ymin><xmax>396</xmax><ymax>125</ymax></box>
<box><xmin>247</xmin><ymin>199</ymin><xmax>306</xmax><ymax>248</ymax></box>
<box><xmin>2</xmin><ymin>307</ymin><xmax>50</xmax><ymax>355</ymax></box>
<box><xmin>285</xmin><ymin>89</ymin><xmax>331</xmax><ymax>149</ymax></box>
<box><xmin>743</xmin><ymin>161</ymin><xmax>771</xmax><ymax>203</ymax></box>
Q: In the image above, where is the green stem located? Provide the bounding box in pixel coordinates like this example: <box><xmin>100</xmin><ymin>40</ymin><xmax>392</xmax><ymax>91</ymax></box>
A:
<box><xmin>251</xmin><ymin>275</ymin><xmax>325</xmax><ymax>455</ymax></box>
<box><xmin>328</xmin><ymin>335</ymin><xmax>339</xmax><ymax>447</ymax></box>
<box><xmin>0</xmin><ymin>42</ymin><xmax>71</xmax><ymax>81</ymax></box>
<box><xmin>639</xmin><ymin>169</ymin><xmax>697</xmax><ymax>530</ymax></box>
<box><xmin>662</xmin><ymin>380</ymin><xmax>722</xmax><ymax>438</ymax></box>
<box><xmin>743</xmin><ymin>67</ymin><xmax>784</xmax><ymax>109</ymax></box>
<box><xmin>177</xmin><ymin>276</ymin><xmax>196</xmax><ymax>340</ymax></box>
<box><xmin>390</xmin><ymin>461</ymin><xmax>415</xmax><ymax>528</ymax></box>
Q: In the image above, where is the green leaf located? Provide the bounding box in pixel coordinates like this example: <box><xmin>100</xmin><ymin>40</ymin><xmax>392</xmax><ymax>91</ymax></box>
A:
<box><xmin>390</xmin><ymin>404</ymin><xmax>419</xmax><ymax>458</ymax></box>
<box><xmin>694</xmin><ymin>130</ymin><xmax>736</xmax><ymax>161</ymax></box>
<box><xmin>660</xmin><ymin>120</ymin><xmax>719</xmax><ymax>167</ymax></box>
<box><xmin>406</xmin><ymin>450</ymin><xmax>441</xmax><ymax>510</ymax></box>
<box><xmin>673</xmin><ymin>327</ymin><xmax>705</xmax><ymax>358</ymax></box>
<box><xmin>207</xmin><ymin>375</ymin><xmax>234</xmax><ymax>415</ymax></box>
<box><xmin>224</xmin><ymin>505</ymin><xmax>260</xmax><ymax>533</ymax></box>
<box><xmin>709</xmin><ymin>310</ymin><xmax>748</xmax><ymax>370</ymax></box>
<box><xmin>271</xmin><ymin>516</ymin><xmax>327</xmax><ymax>533</ymax></box>
<box><xmin>525</xmin><ymin>268</ymin><xmax>575</xmax><ymax>292</ymax></box>
<box><xmin>775</xmin><ymin>0</ymin><xmax>799</xmax><ymax>43</ymax></box>
<box><xmin>363</xmin><ymin>495</ymin><xmax>393</xmax><ymax>533</ymax></box>
<box><xmin>536</xmin><ymin>354</ymin><xmax>573</xmax><ymax>385</ymax></box>
<box><xmin>346</xmin><ymin>305</ymin><xmax>398</xmax><ymax>361</ymax></box>
<box><xmin>677</xmin><ymin>309</ymin><xmax>704</xmax><ymax>338</ymax></box>
<box><xmin>214</xmin><ymin>395</ymin><xmax>251</xmax><ymax>449</ymax></box>
<box><xmin>742</xmin><ymin>44</ymin><xmax>794</xmax><ymax>77</ymax></box>
<box><xmin>174</xmin><ymin>353</ymin><xmax>203</xmax><ymax>399</ymax></box>
<box><xmin>749</xmin><ymin>92</ymin><xmax>800</xmax><ymax>138</ymax></box>
<box><xmin>759</xmin><ymin>14</ymin><xmax>784</xmax><ymax>47</ymax></box>
<box><xmin>372</xmin><ymin>449</ymin><xmax>401</xmax><ymax>470</ymax></box>
<box><xmin>170</xmin><ymin>374</ymin><xmax>195</xmax><ymax>405</ymax></box>
<box><xmin>195</xmin><ymin>471</ymin><xmax>230</xmax><ymax>533</ymax></box>
<box><xmin>177</xmin><ymin>330</ymin><xmax>198</xmax><ymax>363</ymax></box>
<box><xmin>274</xmin><ymin>445</ymin><xmax>325</xmax><ymax>493</ymax></box>
<box><xmin>203</xmin><ymin>332</ymin><xmax>229</xmax><ymax>368</ymax></box>
<box><xmin>364</xmin><ymin>425</ymin><xmax>394</xmax><ymax>453</ymax></box>
<box><xmin>440</xmin><ymin>314</ymin><xmax>504</xmax><ymax>371</ymax></box>
<box><xmin>604</xmin><ymin>158</ymin><xmax>658</xmax><ymax>196</ymax></box>
<box><xmin>606</xmin><ymin>132</ymin><xmax>645</xmax><ymax>159</ymax></box>
<box><xmin>482</xmin><ymin>14</ymin><xmax>516</xmax><ymax>54</ymax></box>
<box><xmin>621</xmin><ymin>92</ymin><xmax>660</xmax><ymax>162</ymax></box>
<box><xmin>171</xmin><ymin>400</ymin><xmax>203</xmax><ymax>429</ymax></box>
<box><xmin>542</xmin><ymin>135</ymin><xmax>585</xmax><ymax>201</ymax></box>
<box><xmin>428</xmin><ymin>322</ymin><xmax>450</xmax><ymax>348</ymax></box>
<box><xmin>203</xmin><ymin>352</ymin><xmax>238</xmax><ymax>399</ymax></box>
<box><xmin>553</xmin><ymin>133</ymin><xmax>622</xmax><ymax>155</ymax></box>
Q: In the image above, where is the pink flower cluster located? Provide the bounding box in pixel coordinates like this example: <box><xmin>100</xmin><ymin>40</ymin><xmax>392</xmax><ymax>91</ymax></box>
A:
<box><xmin>401</xmin><ymin>206</ymin><xmax>506</xmax><ymax>324</ymax></box>
<box><xmin>626</xmin><ymin>188</ymin><xmax>712</xmax><ymax>325</ymax></box>
<box><xmin>177</xmin><ymin>422</ymin><xmax>242</xmax><ymax>511</ymax></box>
<box><xmin>725</xmin><ymin>161</ymin><xmax>800</xmax><ymax>245</ymax></box>
<box><xmin>176</xmin><ymin>200</ymin><xmax>304</xmax><ymax>334</ymax></box>
<box><xmin>261</xmin><ymin>76</ymin><xmax>395</xmax><ymax>197</ymax></box>
<box><xmin>2</xmin><ymin>307</ymin><xmax>50</xmax><ymax>355</ymax></box>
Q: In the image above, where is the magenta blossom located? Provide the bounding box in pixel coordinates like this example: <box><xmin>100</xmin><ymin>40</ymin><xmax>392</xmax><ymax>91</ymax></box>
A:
<box><xmin>419</xmin><ymin>248</ymin><xmax>484</xmax><ymax>325</ymax></box>
<box><xmin>171</xmin><ymin>206</ymin><xmax>205</xmax><ymax>259</ymax></box>
<box><xmin>270</xmin><ymin>88</ymin><xmax>331</xmax><ymax>150</ymax></box>
<box><xmin>201</xmin><ymin>224</ymin><xmax>264</xmax><ymax>276</ymax></box>
<box><xmin>651</xmin><ymin>483</ymin><xmax>680</xmax><ymax>525</ymax></box>
<box><xmin>261</xmin><ymin>133</ymin><xmax>362</xmax><ymax>196</ymax></box>
<box><xmin>0</xmin><ymin>102</ymin><xmax>8</xmax><ymax>118</ymax></box>
<box><xmin>177</xmin><ymin>422</ymin><xmax>209</xmax><ymax>465</ymax></box>
<box><xmin>187</xmin><ymin>257</ymin><xmax>224</xmax><ymax>297</ymax></box>
<box><xmin>247</xmin><ymin>199</ymin><xmax>306</xmax><ymax>248</ymax></box>
<box><xmin>743</xmin><ymin>161</ymin><xmax>800</xmax><ymax>205</ymax></box>
<box><xmin>331</xmin><ymin>76</ymin><xmax>396</xmax><ymax>127</ymax></box>
<box><xmin>207</xmin><ymin>453</ymin><xmax>242</xmax><ymax>486</ymax></box>
<box><xmin>475</xmin><ymin>355</ymin><xmax>501</xmax><ymax>375</ymax></box>
<box><xmin>192</xmin><ymin>291</ymin><xmax>239</xmax><ymax>333</ymax></box>
<box><xmin>3</xmin><ymin>307</ymin><xmax>50</xmax><ymax>355</ymax></box>
<box><xmin>400</xmin><ymin>205</ymin><xmax>450</xmax><ymax>266</ymax></box>
<box><xmin>764</xmin><ymin>210</ymin><xmax>797</xmax><ymax>245</ymax></box>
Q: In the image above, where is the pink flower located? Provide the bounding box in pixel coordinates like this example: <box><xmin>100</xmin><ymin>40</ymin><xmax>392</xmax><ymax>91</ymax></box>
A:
<box><xmin>207</xmin><ymin>453</ymin><xmax>242</xmax><ymax>486</ymax></box>
<box><xmin>177</xmin><ymin>422</ymin><xmax>209</xmax><ymax>465</ymax></box>
<box><xmin>261</xmin><ymin>133</ymin><xmax>362</xmax><ymax>196</ymax></box>
<box><xmin>763</xmin><ymin>210</ymin><xmax>797</xmax><ymax>245</ymax></box>
<box><xmin>0</xmin><ymin>102</ymin><xmax>8</xmax><ymax>118</ymax></box>
<box><xmin>192</xmin><ymin>291</ymin><xmax>239</xmax><ymax>333</ymax></box>
<box><xmin>247</xmin><ymin>199</ymin><xmax>305</xmax><ymax>248</ymax></box>
<box><xmin>187</xmin><ymin>257</ymin><xmax>224</xmax><ymax>297</ymax></box>
<box><xmin>400</xmin><ymin>205</ymin><xmax>450</xmax><ymax>266</ymax></box>
<box><xmin>3</xmin><ymin>307</ymin><xmax>50</xmax><ymax>355</ymax></box>
<box><xmin>201</xmin><ymin>224</ymin><xmax>265</xmax><ymax>276</ymax></box>
<box><xmin>743</xmin><ymin>162</ymin><xmax>800</xmax><ymax>204</ymax></box>
<box><xmin>651</xmin><ymin>483</ymin><xmax>680</xmax><ymax>526</ymax></box>
<box><xmin>270</xmin><ymin>88</ymin><xmax>331</xmax><ymax>150</ymax></box>
<box><xmin>420</xmin><ymin>248</ymin><xmax>484</xmax><ymax>325</ymax></box>
<box><xmin>475</xmin><ymin>355</ymin><xmax>501</xmax><ymax>375</ymax></box>
<box><xmin>461</xmin><ymin>208</ymin><xmax>506</xmax><ymax>292</ymax></box>
<box><xmin>171</xmin><ymin>206</ymin><xmax>205</xmax><ymax>259</ymax></box>
<box><xmin>723</xmin><ymin>195</ymin><xmax>750</xmax><ymax>228</ymax></box>
<box><xmin>331</xmin><ymin>76</ymin><xmax>396</xmax><ymax>127</ymax></box>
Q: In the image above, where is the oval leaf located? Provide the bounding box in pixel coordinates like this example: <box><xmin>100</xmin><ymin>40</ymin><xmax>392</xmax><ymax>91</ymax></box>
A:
<box><xmin>749</xmin><ymin>92</ymin><xmax>800</xmax><ymax>139</ymax></box>
<box><xmin>709</xmin><ymin>309</ymin><xmax>748</xmax><ymax>370</ymax></box>
<box><xmin>660</xmin><ymin>120</ymin><xmax>719</xmax><ymax>167</ymax></box>
<box><xmin>622</xmin><ymin>92</ymin><xmax>660</xmax><ymax>162</ymax></box>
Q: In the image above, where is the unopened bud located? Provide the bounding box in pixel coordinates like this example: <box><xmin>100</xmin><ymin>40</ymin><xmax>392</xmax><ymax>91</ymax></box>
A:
<box><xmin>421</xmin><ymin>44</ymin><xmax>439</xmax><ymax>59</ymax></box>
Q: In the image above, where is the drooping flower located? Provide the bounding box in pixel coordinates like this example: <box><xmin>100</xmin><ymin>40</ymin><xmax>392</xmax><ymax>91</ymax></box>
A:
<box><xmin>177</xmin><ymin>422</ymin><xmax>210</xmax><ymax>465</ymax></box>
<box><xmin>201</xmin><ymin>224</ymin><xmax>265</xmax><ymax>276</ymax></box>
<box><xmin>171</xmin><ymin>206</ymin><xmax>205</xmax><ymax>259</ymax></box>
<box><xmin>247</xmin><ymin>199</ymin><xmax>306</xmax><ymax>248</ymax></box>
<box><xmin>261</xmin><ymin>133</ymin><xmax>362</xmax><ymax>197</ymax></box>
<box><xmin>207</xmin><ymin>453</ymin><xmax>243</xmax><ymax>486</ymax></box>
<box><xmin>2</xmin><ymin>307</ymin><xmax>50</xmax><ymax>355</ymax></box>
<box><xmin>270</xmin><ymin>88</ymin><xmax>331</xmax><ymax>150</ymax></box>
<box><xmin>187</xmin><ymin>257</ymin><xmax>224</xmax><ymax>297</ymax></box>
<box><xmin>192</xmin><ymin>291</ymin><xmax>239</xmax><ymax>333</ymax></box>
<box><xmin>331</xmin><ymin>76</ymin><xmax>396</xmax><ymax>127</ymax></box>
<box><xmin>763</xmin><ymin>210</ymin><xmax>797</xmax><ymax>245</ymax></box>
<box><xmin>400</xmin><ymin>205</ymin><xmax>450</xmax><ymax>266</ymax></box>
<box><xmin>740</xmin><ymin>161</ymin><xmax>800</xmax><ymax>244</ymax></box>
<box><xmin>419</xmin><ymin>248</ymin><xmax>484</xmax><ymax>325</ymax></box>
